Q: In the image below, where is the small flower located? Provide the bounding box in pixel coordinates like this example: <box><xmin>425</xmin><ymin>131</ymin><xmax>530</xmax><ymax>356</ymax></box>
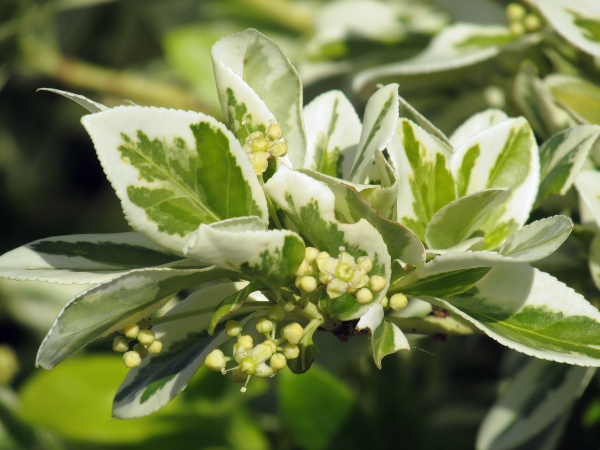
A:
<box><xmin>205</xmin><ymin>349</ymin><xmax>227</xmax><ymax>372</ymax></box>
<box><xmin>282</xmin><ymin>322</ymin><xmax>304</xmax><ymax>344</ymax></box>
<box><xmin>123</xmin><ymin>351</ymin><xmax>142</xmax><ymax>368</ymax></box>
<box><xmin>389</xmin><ymin>293</ymin><xmax>408</xmax><ymax>311</ymax></box>
<box><xmin>112</xmin><ymin>336</ymin><xmax>129</xmax><ymax>353</ymax></box>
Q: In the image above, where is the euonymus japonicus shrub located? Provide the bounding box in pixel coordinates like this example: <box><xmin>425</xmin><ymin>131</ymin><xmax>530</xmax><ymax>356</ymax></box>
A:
<box><xmin>2</xmin><ymin>29</ymin><xmax>600</xmax><ymax>420</ymax></box>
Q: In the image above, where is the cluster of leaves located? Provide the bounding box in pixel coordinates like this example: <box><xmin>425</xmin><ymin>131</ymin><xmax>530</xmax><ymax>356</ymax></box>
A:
<box><xmin>2</xmin><ymin>1</ymin><xmax>600</xmax><ymax>449</ymax></box>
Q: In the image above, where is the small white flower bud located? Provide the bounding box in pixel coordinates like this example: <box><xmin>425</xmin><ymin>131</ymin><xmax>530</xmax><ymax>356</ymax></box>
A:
<box><xmin>267</xmin><ymin>305</ymin><xmax>286</xmax><ymax>322</ymax></box>
<box><xmin>270</xmin><ymin>353</ymin><xmax>287</xmax><ymax>371</ymax></box>
<box><xmin>240</xmin><ymin>356</ymin><xmax>257</xmax><ymax>375</ymax></box>
<box><xmin>305</xmin><ymin>247</ymin><xmax>320</xmax><ymax>261</ymax></box>
<box><xmin>205</xmin><ymin>349</ymin><xmax>227</xmax><ymax>371</ymax></box>
<box><xmin>326</xmin><ymin>278</ymin><xmax>348</xmax><ymax>298</ymax></box>
<box><xmin>263</xmin><ymin>339</ymin><xmax>278</xmax><ymax>354</ymax></box>
<box><xmin>509</xmin><ymin>21</ymin><xmax>525</xmax><ymax>36</ymax></box>
<box><xmin>369</xmin><ymin>275</ymin><xmax>387</xmax><ymax>293</ymax></box>
<box><xmin>147</xmin><ymin>340</ymin><xmax>163</xmax><ymax>354</ymax></box>
<box><xmin>298</xmin><ymin>276</ymin><xmax>317</xmax><ymax>293</ymax></box>
<box><xmin>357</xmin><ymin>256</ymin><xmax>373</xmax><ymax>272</ymax></box>
<box><xmin>380</xmin><ymin>296</ymin><xmax>389</xmax><ymax>308</ymax></box>
<box><xmin>389</xmin><ymin>293</ymin><xmax>408</xmax><ymax>311</ymax></box>
<box><xmin>136</xmin><ymin>329</ymin><xmax>155</xmax><ymax>346</ymax></box>
<box><xmin>316</xmin><ymin>251</ymin><xmax>331</xmax><ymax>264</ymax></box>
<box><xmin>112</xmin><ymin>336</ymin><xmax>129</xmax><ymax>353</ymax></box>
<box><xmin>267</xmin><ymin>122</ymin><xmax>283</xmax><ymax>140</ymax></box>
<box><xmin>295</xmin><ymin>258</ymin><xmax>310</xmax><ymax>276</ymax></box>
<box><xmin>256</xmin><ymin>318</ymin><xmax>274</xmax><ymax>334</ymax></box>
<box><xmin>282</xmin><ymin>323</ymin><xmax>304</xmax><ymax>345</ymax></box>
<box><xmin>226</xmin><ymin>320</ymin><xmax>243</xmax><ymax>337</ymax></box>
<box><xmin>283</xmin><ymin>343</ymin><xmax>299</xmax><ymax>360</ymax></box>
<box><xmin>282</xmin><ymin>301</ymin><xmax>296</xmax><ymax>312</ymax></box>
<box><xmin>237</xmin><ymin>334</ymin><xmax>254</xmax><ymax>350</ymax></box>
<box><xmin>250</xmin><ymin>152</ymin><xmax>269</xmax><ymax>175</ymax></box>
<box><xmin>506</xmin><ymin>3</ymin><xmax>526</xmax><ymax>21</ymax></box>
<box><xmin>123</xmin><ymin>351</ymin><xmax>142</xmax><ymax>368</ymax></box>
<box><xmin>355</xmin><ymin>288</ymin><xmax>373</xmax><ymax>305</ymax></box>
<box><xmin>256</xmin><ymin>362</ymin><xmax>275</xmax><ymax>377</ymax></box>
<box><xmin>523</xmin><ymin>14</ymin><xmax>541</xmax><ymax>32</ymax></box>
<box><xmin>269</xmin><ymin>141</ymin><xmax>288</xmax><ymax>157</ymax></box>
<box><xmin>250</xmin><ymin>343</ymin><xmax>275</xmax><ymax>363</ymax></box>
<box><xmin>122</xmin><ymin>323</ymin><xmax>139</xmax><ymax>339</ymax></box>
<box><xmin>319</xmin><ymin>272</ymin><xmax>333</xmax><ymax>285</ymax></box>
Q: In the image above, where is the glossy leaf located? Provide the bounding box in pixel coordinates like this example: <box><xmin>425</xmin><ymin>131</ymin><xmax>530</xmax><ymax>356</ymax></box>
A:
<box><xmin>303</xmin><ymin>90</ymin><xmax>361</xmax><ymax>179</ymax></box>
<box><xmin>435</xmin><ymin>265</ymin><xmax>600</xmax><ymax>366</ymax></box>
<box><xmin>82</xmin><ymin>106</ymin><xmax>268</xmax><ymax>254</ymax></box>
<box><xmin>353</xmin><ymin>23</ymin><xmax>516</xmax><ymax>91</ymax></box>
<box><xmin>449</xmin><ymin>109</ymin><xmax>508</xmax><ymax>149</ymax></box>
<box><xmin>184</xmin><ymin>216</ymin><xmax>305</xmax><ymax>288</ymax></box>
<box><xmin>451</xmin><ymin>118</ymin><xmax>539</xmax><ymax>249</ymax></box>
<box><xmin>37</xmin><ymin>266</ymin><xmax>233</xmax><ymax>369</ymax></box>
<box><xmin>212</xmin><ymin>29</ymin><xmax>306</xmax><ymax>168</ymax></box>
<box><xmin>546</xmin><ymin>74</ymin><xmax>600</xmax><ymax>125</ymax></box>
<box><xmin>0</xmin><ymin>232</ymin><xmax>180</xmax><ymax>284</ymax></box>
<box><xmin>574</xmin><ymin>171</ymin><xmax>600</xmax><ymax>227</ymax></box>
<box><xmin>113</xmin><ymin>282</ymin><xmax>264</xmax><ymax>418</ymax></box>
<box><xmin>536</xmin><ymin>125</ymin><xmax>600</xmax><ymax>206</ymax></box>
<box><xmin>425</xmin><ymin>188</ymin><xmax>511</xmax><ymax>250</ymax></box>
<box><xmin>329</xmin><ymin>182</ymin><xmax>424</xmax><ymax>267</ymax></box>
<box><xmin>38</xmin><ymin>88</ymin><xmax>107</xmax><ymax>113</ymax></box>
<box><xmin>348</xmin><ymin>83</ymin><xmax>399</xmax><ymax>183</ymax></box>
<box><xmin>533</xmin><ymin>0</ymin><xmax>600</xmax><ymax>57</ymax></box>
<box><xmin>476</xmin><ymin>358</ymin><xmax>593</xmax><ymax>450</ymax></box>
<box><xmin>388</xmin><ymin>118</ymin><xmax>456</xmax><ymax>241</ymax></box>
<box><xmin>263</xmin><ymin>167</ymin><xmax>391</xmax><ymax>320</ymax></box>
<box><xmin>499</xmin><ymin>216</ymin><xmax>572</xmax><ymax>260</ymax></box>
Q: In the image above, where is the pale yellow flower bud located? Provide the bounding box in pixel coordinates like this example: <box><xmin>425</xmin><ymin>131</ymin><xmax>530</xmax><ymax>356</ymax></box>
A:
<box><xmin>237</xmin><ymin>334</ymin><xmax>254</xmax><ymax>350</ymax></box>
<box><xmin>295</xmin><ymin>258</ymin><xmax>310</xmax><ymax>276</ymax></box>
<box><xmin>136</xmin><ymin>329</ymin><xmax>155</xmax><ymax>346</ymax></box>
<box><xmin>268</xmin><ymin>122</ymin><xmax>283</xmax><ymax>140</ymax></box>
<box><xmin>226</xmin><ymin>320</ymin><xmax>243</xmax><ymax>337</ymax></box>
<box><xmin>305</xmin><ymin>247</ymin><xmax>320</xmax><ymax>261</ymax></box>
<box><xmin>297</xmin><ymin>275</ymin><xmax>317</xmax><ymax>293</ymax></box>
<box><xmin>256</xmin><ymin>362</ymin><xmax>275</xmax><ymax>377</ymax></box>
<box><xmin>147</xmin><ymin>340</ymin><xmax>163</xmax><ymax>354</ymax></box>
<box><xmin>506</xmin><ymin>3</ymin><xmax>526</xmax><ymax>21</ymax></box>
<box><xmin>338</xmin><ymin>251</ymin><xmax>355</xmax><ymax>265</ymax></box>
<box><xmin>326</xmin><ymin>278</ymin><xmax>348</xmax><ymax>298</ymax></box>
<box><xmin>523</xmin><ymin>14</ymin><xmax>541</xmax><ymax>32</ymax></box>
<box><xmin>509</xmin><ymin>21</ymin><xmax>525</xmax><ymax>36</ymax></box>
<box><xmin>122</xmin><ymin>323</ymin><xmax>140</xmax><ymax>339</ymax></box>
<box><xmin>112</xmin><ymin>336</ymin><xmax>129</xmax><ymax>353</ymax></box>
<box><xmin>205</xmin><ymin>349</ymin><xmax>227</xmax><ymax>371</ymax></box>
<box><xmin>380</xmin><ymin>296</ymin><xmax>389</xmax><ymax>308</ymax></box>
<box><xmin>123</xmin><ymin>351</ymin><xmax>142</xmax><ymax>368</ymax></box>
<box><xmin>357</xmin><ymin>256</ymin><xmax>373</xmax><ymax>272</ymax></box>
<box><xmin>282</xmin><ymin>322</ymin><xmax>304</xmax><ymax>345</ymax></box>
<box><xmin>270</xmin><ymin>353</ymin><xmax>287</xmax><ymax>371</ymax></box>
<box><xmin>356</xmin><ymin>288</ymin><xmax>373</xmax><ymax>305</ymax></box>
<box><xmin>318</xmin><ymin>257</ymin><xmax>338</xmax><ymax>275</ymax></box>
<box><xmin>250</xmin><ymin>343</ymin><xmax>275</xmax><ymax>363</ymax></box>
<box><xmin>263</xmin><ymin>339</ymin><xmax>278</xmax><ymax>354</ymax></box>
<box><xmin>369</xmin><ymin>275</ymin><xmax>387</xmax><ymax>293</ymax></box>
<box><xmin>269</xmin><ymin>141</ymin><xmax>288</xmax><ymax>157</ymax></box>
<box><xmin>283</xmin><ymin>343</ymin><xmax>300</xmax><ymax>360</ymax></box>
<box><xmin>250</xmin><ymin>152</ymin><xmax>269</xmax><ymax>175</ymax></box>
<box><xmin>256</xmin><ymin>318</ymin><xmax>274</xmax><ymax>334</ymax></box>
<box><xmin>389</xmin><ymin>293</ymin><xmax>408</xmax><ymax>311</ymax></box>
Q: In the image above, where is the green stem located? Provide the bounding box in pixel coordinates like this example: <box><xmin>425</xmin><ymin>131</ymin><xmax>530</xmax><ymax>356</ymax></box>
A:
<box><xmin>387</xmin><ymin>315</ymin><xmax>481</xmax><ymax>336</ymax></box>
<box><xmin>147</xmin><ymin>300</ymin><xmax>267</xmax><ymax>326</ymax></box>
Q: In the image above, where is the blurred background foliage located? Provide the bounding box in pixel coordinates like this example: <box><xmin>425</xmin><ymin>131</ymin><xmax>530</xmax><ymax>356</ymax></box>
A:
<box><xmin>1</xmin><ymin>0</ymin><xmax>600</xmax><ymax>448</ymax></box>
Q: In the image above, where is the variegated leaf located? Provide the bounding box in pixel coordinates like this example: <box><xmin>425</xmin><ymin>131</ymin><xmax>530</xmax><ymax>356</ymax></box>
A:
<box><xmin>356</xmin><ymin>303</ymin><xmax>409</xmax><ymax>368</ymax></box>
<box><xmin>263</xmin><ymin>166</ymin><xmax>391</xmax><ymax>320</ymax></box>
<box><xmin>451</xmin><ymin>117</ymin><xmax>539</xmax><ymax>249</ymax></box>
<box><xmin>398</xmin><ymin>94</ymin><xmax>451</xmax><ymax>148</ymax></box>
<box><xmin>0</xmin><ymin>233</ymin><xmax>180</xmax><ymax>284</ymax></box>
<box><xmin>532</xmin><ymin>0</ymin><xmax>600</xmax><ymax>57</ymax></box>
<box><xmin>388</xmin><ymin>118</ymin><xmax>456</xmax><ymax>241</ymax></box>
<box><xmin>476</xmin><ymin>357</ymin><xmax>593</xmax><ymax>450</ymax></box>
<box><xmin>574</xmin><ymin>171</ymin><xmax>600</xmax><ymax>227</ymax></box>
<box><xmin>514</xmin><ymin>63</ymin><xmax>576</xmax><ymax>139</ymax></box>
<box><xmin>36</xmin><ymin>266</ymin><xmax>234</xmax><ymax>369</ymax></box>
<box><xmin>113</xmin><ymin>282</ymin><xmax>266</xmax><ymax>418</ymax></box>
<box><xmin>38</xmin><ymin>88</ymin><xmax>107</xmax><ymax>113</ymax></box>
<box><xmin>390</xmin><ymin>237</ymin><xmax>570</xmax><ymax>298</ymax></box>
<box><xmin>329</xmin><ymin>182</ymin><xmax>424</xmax><ymax>267</ymax></box>
<box><xmin>449</xmin><ymin>109</ymin><xmax>508</xmax><ymax>149</ymax></box>
<box><xmin>82</xmin><ymin>106</ymin><xmax>268</xmax><ymax>255</ymax></box>
<box><xmin>499</xmin><ymin>216</ymin><xmax>572</xmax><ymax>260</ymax></box>
<box><xmin>353</xmin><ymin>23</ymin><xmax>516</xmax><ymax>91</ymax></box>
<box><xmin>536</xmin><ymin>125</ymin><xmax>600</xmax><ymax>206</ymax></box>
<box><xmin>303</xmin><ymin>90</ymin><xmax>361</xmax><ymax>179</ymax></box>
<box><xmin>348</xmin><ymin>83</ymin><xmax>399</xmax><ymax>183</ymax></box>
<box><xmin>183</xmin><ymin>216</ymin><xmax>305</xmax><ymax>288</ymax></box>
<box><xmin>433</xmin><ymin>264</ymin><xmax>600</xmax><ymax>366</ymax></box>
<box><xmin>545</xmin><ymin>74</ymin><xmax>600</xmax><ymax>125</ymax></box>
<box><xmin>425</xmin><ymin>189</ymin><xmax>511</xmax><ymax>250</ymax></box>
<box><xmin>212</xmin><ymin>29</ymin><xmax>306</xmax><ymax>168</ymax></box>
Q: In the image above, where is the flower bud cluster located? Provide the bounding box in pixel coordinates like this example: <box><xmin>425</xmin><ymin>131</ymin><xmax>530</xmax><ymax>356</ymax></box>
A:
<box><xmin>204</xmin><ymin>305</ymin><xmax>303</xmax><ymax>392</ymax></box>
<box><xmin>294</xmin><ymin>246</ymin><xmax>386</xmax><ymax>305</ymax></box>
<box><xmin>380</xmin><ymin>293</ymin><xmax>409</xmax><ymax>312</ymax></box>
<box><xmin>113</xmin><ymin>323</ymin><xmax>163</xmax><ymax>368</ymax></box>
<box><xmin>506</xmin><ymin>2</ymin><xmax>541</xmax><ymax>36</ymax></box>
<box><xmin>242</xmin><ymin>121</ymin><xmax>288</xmax><ymax>175</ymax></box>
